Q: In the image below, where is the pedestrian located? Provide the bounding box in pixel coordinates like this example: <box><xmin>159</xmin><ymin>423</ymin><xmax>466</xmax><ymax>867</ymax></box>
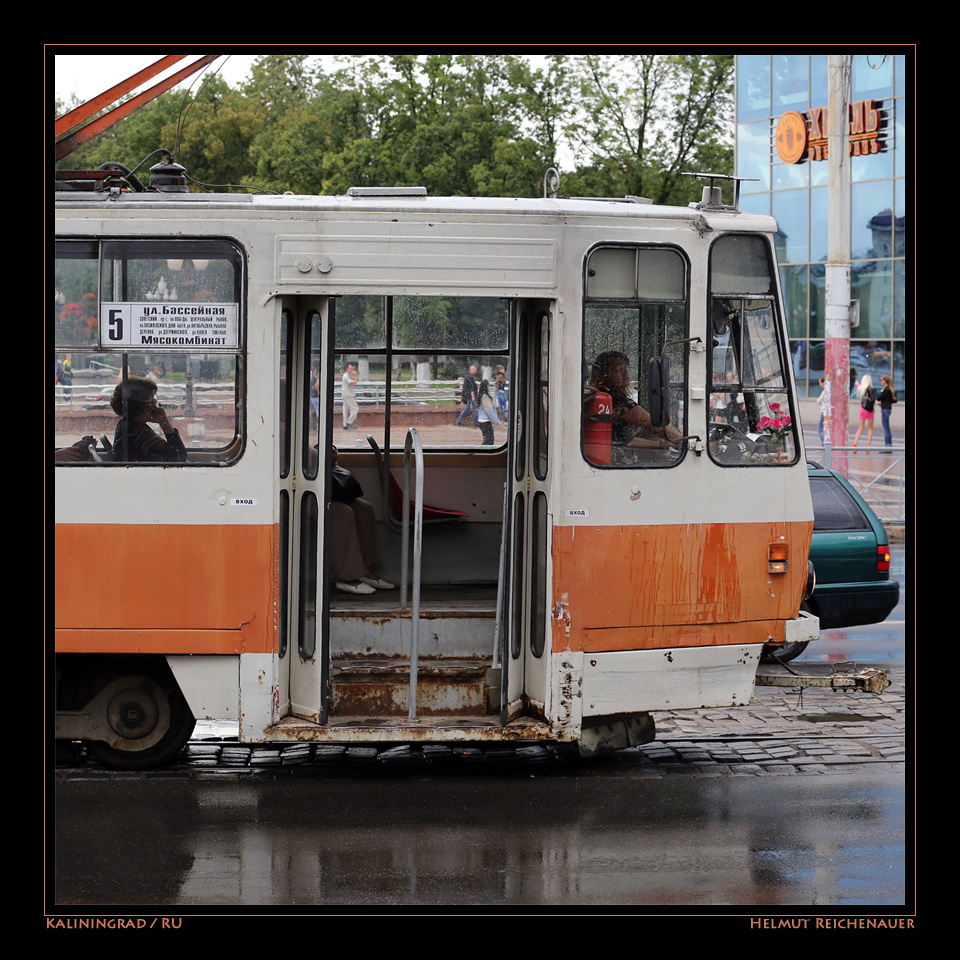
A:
<box><xmin>61</xmin><ymin>353</ymin><xmax>73</xmax><ymax>404</ymax></box>
<box><xmin>878</xmin><ymin>375</ymin><xmax>897</xmax><ymax>448</ymax></box>
<box><xmin>494</xmin><ymin>366</ymin><xmax>508</xmax><ymax>419</ymax></box>
<box><xmin>817</xmin><ymin>376</ymin><xmax>831</xmax><ymax>445</ymax></box>
<box><xmin>456</xmin><ymin>364</ymin><xmax>478</xmax><ymax>426</ymax></box>
<box><xmin>476</xmin><ymin>379</ymin><xmax>500</xmax><ymax>445</ymax></box>
<box><xmin>341</xmin><ymin>363</ymin><xmax>359</xmax><ymax>430</ymax></box>
<box><xmin>852</xmin><ymin>374</ymin><xmax>875</xmax><ymax>449</ymax></box>
<box><xmin>310</xmin><ymin>367</ymin><xmax>320</xmax><ymax>420</ymax></box>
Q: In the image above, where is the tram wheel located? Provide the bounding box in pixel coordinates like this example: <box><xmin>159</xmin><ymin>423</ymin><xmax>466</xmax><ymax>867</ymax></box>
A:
<box><xmin>760</xmin><ymin>641</ymin><xmax>810</xmax><ymax>664</ymax></box>
<box><xmin>77</xmin><ymin>658</ymin><xmax>195</xmax><ymax>769</ymax></box>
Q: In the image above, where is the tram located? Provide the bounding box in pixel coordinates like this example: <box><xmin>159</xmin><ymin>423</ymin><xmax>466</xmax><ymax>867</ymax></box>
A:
<box><xmin>53</xmin><ymin>178</ymin><xmax>817</xmax><ymax>767</ymax></box>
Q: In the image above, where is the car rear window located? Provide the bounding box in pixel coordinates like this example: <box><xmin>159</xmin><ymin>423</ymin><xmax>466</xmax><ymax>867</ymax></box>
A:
<box><xmin>810</xmin><ymin>476</ymin><xmax>871</xmax><ymax>532</ymax></box>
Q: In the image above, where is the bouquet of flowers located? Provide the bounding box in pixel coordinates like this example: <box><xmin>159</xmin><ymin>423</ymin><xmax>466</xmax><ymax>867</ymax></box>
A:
<box><xmin>756</xmin><ymin>403</ymin><xmax>792</xmax><ymax>444</ymax></box>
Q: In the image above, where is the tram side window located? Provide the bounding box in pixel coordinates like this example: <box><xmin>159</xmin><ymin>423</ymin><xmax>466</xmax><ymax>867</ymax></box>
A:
<box><xmin>54</xmin><ymin>241</ymin><xmax>243</xmax><ymax>465</ymax></box>
<box><xmin>707</xmin><ymin>235</ymin><xmax>799</xmax><ymax>466</ymax></box>
<box><xmin>582</xmin><ymin>246</ymin><xmax>688</xmax><ymax>468</ymax></box>
<box><xmin>334</xmin><ymin>295</ymin><xmax>509</xmax><ymax>450</ymax></box>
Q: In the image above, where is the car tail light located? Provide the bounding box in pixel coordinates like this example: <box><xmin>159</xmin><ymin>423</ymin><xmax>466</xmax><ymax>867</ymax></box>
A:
<box><xmin>877</xmin><ymin>545</ymin><xmax>890</xmax><ymax>572</ymax></box>
<box><xmin>768</xmin><ymin>542</ymin><xmax>789</xmax><ymax>574</ymax></box>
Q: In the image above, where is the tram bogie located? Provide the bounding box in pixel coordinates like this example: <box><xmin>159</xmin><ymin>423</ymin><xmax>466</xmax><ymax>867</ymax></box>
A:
<box><xmin>54</xmin><ymin>187</ymin><xmax>816</xmax><ymax>768</ymax></box>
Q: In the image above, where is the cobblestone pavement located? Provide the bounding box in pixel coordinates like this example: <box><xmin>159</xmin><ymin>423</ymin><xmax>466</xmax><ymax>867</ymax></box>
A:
<box><xmin>643</xmin><ymin>666</ymin><xmax>906</xmax><ymax>776</ymax></box>
<box><xmin>56</xmin><ymin>666</ymin><xmax>907</xmax><ymax>777</ymax></box>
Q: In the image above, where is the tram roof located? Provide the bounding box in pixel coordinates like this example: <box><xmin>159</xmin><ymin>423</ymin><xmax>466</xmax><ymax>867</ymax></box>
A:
<box><xmin>55</xmin><ymin>189</ymin><xmax>777</xmax><ymax>232</ymax></box>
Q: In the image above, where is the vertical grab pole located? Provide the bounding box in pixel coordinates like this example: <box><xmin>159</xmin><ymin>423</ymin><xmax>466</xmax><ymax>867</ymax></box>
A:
<box><xmin>402</xmin><ymin>429</ymin><xmax>424</xmax><ymax>719</ymax></box>
<box><xmin>400</xmin><ymin>453</ymin><xmax>410</xmax><ymax>609</ymax></box>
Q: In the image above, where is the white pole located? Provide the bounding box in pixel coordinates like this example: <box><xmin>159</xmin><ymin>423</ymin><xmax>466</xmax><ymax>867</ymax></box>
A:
<box><xmin>825</xmin><ymin>54</ymin><xmax>852</xmax><ymax>474</ymax></box>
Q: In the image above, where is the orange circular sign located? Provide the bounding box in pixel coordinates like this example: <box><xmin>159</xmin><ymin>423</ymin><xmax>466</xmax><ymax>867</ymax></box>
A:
<box><xmin>775</xmin><ymin>111</ymin><xmax>809</xmax><ymax>164</ymax></box>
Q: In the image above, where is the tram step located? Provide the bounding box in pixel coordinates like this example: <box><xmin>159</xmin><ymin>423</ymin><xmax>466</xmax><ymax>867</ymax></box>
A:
<box><xmin>330</xmin><ymin>656</ymin><xmax>500</xmax><ymax>718</ymax></box>
<box><xmin>329</xmin><ymin>610</ymin><xmax>496</xmax><ymax>659</ymax></box>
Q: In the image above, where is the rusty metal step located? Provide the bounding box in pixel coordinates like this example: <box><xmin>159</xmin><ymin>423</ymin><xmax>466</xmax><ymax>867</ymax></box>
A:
<box><xmin>330</xmin><ymin>656</ymin><xmax>500</xmax><ymax>718</ymax></box>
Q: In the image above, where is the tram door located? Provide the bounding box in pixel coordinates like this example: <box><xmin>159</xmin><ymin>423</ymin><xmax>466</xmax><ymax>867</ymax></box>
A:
<box><xmin>278</xmin><ymin>299</ymin><xmax>333</xmax><ymax>724</ymax></box>
<box><xmin>503</xmin><ymin>303</ymin><xmax>553</xmax><ymax>723</ymax></box>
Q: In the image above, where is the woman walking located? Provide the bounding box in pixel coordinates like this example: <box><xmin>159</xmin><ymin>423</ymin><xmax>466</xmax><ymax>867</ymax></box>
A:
<box><xmin>852</xmin><ymin>374</ymin><xmax>875</xmax><ymax>449</ymax></box>
<box><xmin>476</xmin><ymin>379</ymin><xmax>500</xmax><ymax>445</ymax></box>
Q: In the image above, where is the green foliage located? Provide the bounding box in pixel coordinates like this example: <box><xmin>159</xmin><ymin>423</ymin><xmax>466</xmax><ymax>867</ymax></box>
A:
<box><xmin>563</xmin><ymin>54</ymin><xmax>735</xmax><ymax>206</ymax></box>
<box><xmin>335</xmin><ymin>296</ymin><xmax>386</xmax><ymax>351</ymax></box>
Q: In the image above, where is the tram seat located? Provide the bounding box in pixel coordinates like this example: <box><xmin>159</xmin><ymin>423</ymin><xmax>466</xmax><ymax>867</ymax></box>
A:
<box><xmin>365</xmin><ymin>435</ymin><xmax>469</xmax><ymax>533</ymax></box>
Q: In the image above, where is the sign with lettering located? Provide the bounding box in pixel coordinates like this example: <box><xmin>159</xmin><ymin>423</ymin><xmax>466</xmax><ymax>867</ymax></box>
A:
<box><xmin>775</xmin><ymin>101</ymin><xmax>885</xmax><ymax>164</ymax></box>
<box><xmin>100</xmin><ymin>302</ymin><xmax>239</xmax><ymax>350</ymax></box>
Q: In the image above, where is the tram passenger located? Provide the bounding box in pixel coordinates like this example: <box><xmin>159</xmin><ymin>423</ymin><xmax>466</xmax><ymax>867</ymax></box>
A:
<box><xmin>589</xmin><ymin>351</ymin><xmax>682</xmax><ymax>460</ymax></box>
<box><xmin>110</xmin><ymin>377</ymin><xmax>187</xmax><ymax>463</ymax></box>
<box><xmin>330</xmin><ymin>446</ymin><xmax>395</xmax><ymax>595</ymax></box>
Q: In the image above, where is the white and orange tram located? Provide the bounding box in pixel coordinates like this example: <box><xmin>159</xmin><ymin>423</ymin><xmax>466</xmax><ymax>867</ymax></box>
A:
<box><xmin>53</xmin><ymin>182</ymin><xmax>817</xmax><ymax>767</ymax></box>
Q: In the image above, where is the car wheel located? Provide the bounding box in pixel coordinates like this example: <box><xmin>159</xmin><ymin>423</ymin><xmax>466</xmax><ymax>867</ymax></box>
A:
<box><xmin>760</xmin><ymin>641</ymin><xmax>810</xmax><ymax>664</ymax></box>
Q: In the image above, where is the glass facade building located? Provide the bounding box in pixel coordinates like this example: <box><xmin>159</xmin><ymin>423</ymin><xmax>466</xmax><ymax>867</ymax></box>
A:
<box><xmin>735</xmin><ymin>54</ymin><xmax>907</xmax><ymax>399</ymax></box>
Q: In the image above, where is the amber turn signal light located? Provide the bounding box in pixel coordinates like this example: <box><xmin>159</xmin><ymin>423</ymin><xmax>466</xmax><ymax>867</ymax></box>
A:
<box><xmin>768</xmin><ymin>542</ymin><xmax>789</xmax><ymax>574</ymax></box>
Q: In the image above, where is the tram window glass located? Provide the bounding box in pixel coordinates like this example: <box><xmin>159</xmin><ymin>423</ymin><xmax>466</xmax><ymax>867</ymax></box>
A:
<box><xmin>279</xmin><ymin>310</ymin><xmax>293</xmax><ymax>480</ymax></box>
<box><xmin>535</xmin><ymin>313</ymin><xmax>549</xmax><ymax>481</ymax></box>
<box><xmin>708</xmin><ymin>234</ymin><xmax>799</xmax><ymax>466</ymax></box>
<box><xmin>334</xmin><ymin>295</ymin><xmax>510</xmax><ymax>450</ymax></box>
<box><xmin>303</xmin><ymin>311</ymin><xmax>323</xmax><ymax>480</ymax></box>
<box><xmin>54</xmin><ymin>240</ymin><xmax>243</xmax><ymax>465</ymax></box>
<box><xmin>582</xmin><ymin>246</ymin><xmax>688</xmax><ymax>468</ymax></box>
<box><xmin>530</xmin><ymin>490</ymin><xmax>549</xmax><ymax>658</ymax></box>
<box><xmin>55</xmin><ymin>241</ymin><xmax>99</xmax><ymax>352</ymax></box>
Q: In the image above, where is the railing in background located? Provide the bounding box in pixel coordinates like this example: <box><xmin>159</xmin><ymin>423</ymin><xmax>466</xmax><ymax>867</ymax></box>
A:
<box><xmin>54</xmin><ymin>377</ymin><xmax>472</xmax><ymax>410</ymax></box>
<box><xmin>808</xmin><ymin>443</ymin><xmax>906</xmax><ymax>526</ymax></box>
<box><xmin>337</xmin><ymin>379</ymin><xmax>464</xmax><ymax>409</ymax></box>
<box><xmin>53</xmin><ymin>380</ymin><xmax>236</xmax><ymax>410</ymax></box>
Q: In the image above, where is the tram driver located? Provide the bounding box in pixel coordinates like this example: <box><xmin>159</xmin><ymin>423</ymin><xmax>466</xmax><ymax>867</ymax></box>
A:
<box><xmin>586</xmin><ymin>350</ymin><xmax>683</xmax><ymax>464</ymax></box>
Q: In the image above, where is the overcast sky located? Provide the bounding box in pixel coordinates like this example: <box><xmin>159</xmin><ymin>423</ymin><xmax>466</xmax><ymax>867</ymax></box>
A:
<box><xmin>52</xmin><ymin>51</ymin><xmax>551</xmax><ymax>106</ymax></box>
<box><xmin>54</xmin><ymin>54</ymin><xmax>262</xmax><ymax>106</ymax></box>
<box><xmin>52</xmin><ymin>50</ymin><xmax>569</xmax><ymax>107</ymax></box>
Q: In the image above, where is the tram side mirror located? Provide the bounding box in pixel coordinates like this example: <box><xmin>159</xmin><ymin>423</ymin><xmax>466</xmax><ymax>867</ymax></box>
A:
<box><xmin>648</xmin><ymin>357</ymin><xmax>669</xmax><ymax>428</ymax></box>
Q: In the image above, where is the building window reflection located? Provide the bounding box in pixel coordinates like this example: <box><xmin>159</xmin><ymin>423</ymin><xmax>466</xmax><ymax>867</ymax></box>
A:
<box><xmin>736</xmin><ymin>53</ymin><xmax>907</xmax><ymax>400</ymax></box>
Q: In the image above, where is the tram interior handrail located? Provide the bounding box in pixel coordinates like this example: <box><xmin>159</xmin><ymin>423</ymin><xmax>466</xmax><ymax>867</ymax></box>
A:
<box><xmin>367</xmin><ymin>434</ymin><xmax>400</xmax><ymax>534</ymax></box>
<box><xmin>366</xmin><ymin>434</ymin><xmax>469</xmax><ymax>534</ymax></box>
<box><xmin>400</xmin><ymin>428</ymin><xmax>425</xmax><ymax>720</ymax></box>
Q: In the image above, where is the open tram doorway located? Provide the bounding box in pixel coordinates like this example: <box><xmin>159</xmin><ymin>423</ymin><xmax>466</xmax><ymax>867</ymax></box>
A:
<box><xmin>277</xmin><ymin>295</ymin><xmax>554</xmax><ymax>736</ymax></box>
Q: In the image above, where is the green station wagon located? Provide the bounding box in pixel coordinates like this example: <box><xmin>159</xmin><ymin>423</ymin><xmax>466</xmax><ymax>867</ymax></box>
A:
<box><xmin>805</xmin><ymin>463</ymin><xmax>900</xmax><ymax>625</ymax></box>
<box><xmin>764</xmin><ymin>464</ymin><xmax>900</xmax><ymax>662</ymax></box>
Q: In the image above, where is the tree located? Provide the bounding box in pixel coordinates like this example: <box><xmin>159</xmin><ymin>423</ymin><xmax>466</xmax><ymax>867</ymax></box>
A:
<box><xmin>562</xmin><ymin>55</ymin><xmax>734</xmax><ymax>206</ymax></box>
<box><xmin>301</xmin><ymin>55</ymin><xmax>556</xmax><ymax>198</ymax></box>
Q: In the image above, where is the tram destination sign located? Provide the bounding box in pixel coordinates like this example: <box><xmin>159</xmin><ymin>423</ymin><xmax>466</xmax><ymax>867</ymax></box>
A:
<box><xmin>100</xmin><ymin>302</ymin><xmax>239</xmax><ymax>350</ymax></box>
